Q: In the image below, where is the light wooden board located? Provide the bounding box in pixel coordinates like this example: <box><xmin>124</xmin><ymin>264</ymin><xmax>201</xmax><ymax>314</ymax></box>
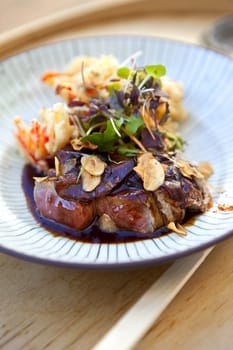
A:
<box><xmin>0</xmin><ymin>239</ymin><xmax>232</xmax><ymax>350</ymax></box>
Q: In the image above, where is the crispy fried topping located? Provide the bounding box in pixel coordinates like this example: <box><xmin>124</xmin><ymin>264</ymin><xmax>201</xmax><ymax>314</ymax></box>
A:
<box><xmin>167</xmin><ymin>222</ymin><xmax>187</xmax><ymax>235</ymax></box>
<box><xmin>197</xmin><ymin>161</ymin><xmax>213</xmax><ymax>179</ymax></box>
<box><xmin>81</xmin><ymin>155</ymin><xmax>106</xmax><ymax>176</ymax></box>
<box><xmin>81</xmin><ymin>170</ymin><xmax>101</xmax><ymax>192</ymax></box>
<box><xmin>176</xmin><ymin>160</ymin><xmax>204</xmax><ymax>179</ymax></box>
<box><xmin>134</xmin><ymin>152</ymin><xmax>165</xmax><ymax>191</ymax></box>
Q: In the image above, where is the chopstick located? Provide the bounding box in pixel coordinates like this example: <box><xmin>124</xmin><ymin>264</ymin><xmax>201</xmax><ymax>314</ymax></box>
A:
<box><xmin>92</xmin><ymin>247</ymin><xmax>214</xmax><ymax>350</ymax></box>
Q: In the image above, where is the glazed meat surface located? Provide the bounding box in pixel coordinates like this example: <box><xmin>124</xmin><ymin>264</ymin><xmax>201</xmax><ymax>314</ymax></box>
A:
<box><xmin>34</xmin><ymin>180</ymin><xmax>95</xmax><ymax>230</ymax></box>
<box><xmin>34</xmin><ymin>148</ymin><xmax>211</xmax><ymax>234</ymax></box>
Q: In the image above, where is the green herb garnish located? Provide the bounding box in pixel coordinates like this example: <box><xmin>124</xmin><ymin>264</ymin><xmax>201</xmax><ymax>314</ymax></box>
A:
<box><xmin>82</xmin><ymin>119</ymin><xmax>123</xmax><ymax>152</ymax></box>
<box><xmin>161</xmin><ymin>130</ymin><xmax>184</xmax><ymax>151</ymax></box>
<box><xmin>124</xmin><ymin>115</ymin><xmax>144</xmax><ymax>135</ymax></box>
<box><xmin>117</xmin><ymin>144</ymin><xmax>141</xmax><ymax>157</ymax></box>
<box><xmin>117</xmin><ymin>67</ymin><xmax>131</xmax><ymax>79</ymax></box>
<box><xmin>72</xmin><ymin>60</ymin><xmax>183</xmax><ymax>157</ymax></box>
<box><xmin>145</xmin><ymin>64</ymin><xmax>166</xmax><ymax>79</ymax></box>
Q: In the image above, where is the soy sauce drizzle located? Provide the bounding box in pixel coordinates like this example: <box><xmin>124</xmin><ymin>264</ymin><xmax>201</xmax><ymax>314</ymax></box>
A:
<box><xmin>22</xmin><ymin>164</ymin><xmax>170</xmax><ymax>243</ymax></box>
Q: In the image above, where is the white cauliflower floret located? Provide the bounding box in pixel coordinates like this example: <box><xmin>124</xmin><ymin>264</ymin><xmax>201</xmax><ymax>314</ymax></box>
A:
<box><xmin>40</xmin><ymin>103</ymin><xmax>79</xmax><ymax>155</ymax></box>
<box><xmin>161</xmin><ymin>77</ymin><xmax>187</xmax><ymax>121</ymax></box>
<box><xmin>65</xmin><ymin>55</ymin><xmax>119</xmax><ymax>83</ymax></box>
<box><xmin>42</xmin><ymin>55</ymin><xmax>120</xmax><ymax>102</ymax></box>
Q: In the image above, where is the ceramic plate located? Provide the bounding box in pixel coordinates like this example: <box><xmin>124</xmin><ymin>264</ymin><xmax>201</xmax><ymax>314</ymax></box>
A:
<box><xmin>0</xmin><ymin>35</ymin><xmax>233</xmax><ymax>268</ymax></box>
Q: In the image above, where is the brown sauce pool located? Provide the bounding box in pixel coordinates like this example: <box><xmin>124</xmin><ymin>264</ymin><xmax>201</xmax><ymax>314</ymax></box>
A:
<box><xmin>22</xmin><ymin>164</ymin><xmax>171</xmax><ymax>243</ymax></box>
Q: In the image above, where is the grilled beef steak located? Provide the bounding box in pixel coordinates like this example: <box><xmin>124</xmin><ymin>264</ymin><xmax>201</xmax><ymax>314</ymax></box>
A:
<box><xmin>34</xmin><ymin>148</ymin><xmax>211</xmax><ymax>234</ymax></box>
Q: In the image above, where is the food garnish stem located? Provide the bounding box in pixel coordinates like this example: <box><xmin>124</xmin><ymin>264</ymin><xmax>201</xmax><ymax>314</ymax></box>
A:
<box><xmin>138</xmin><ymin>74</ymin><xmax>150</xmax><ymax>89</ymax></box>
<box><xmin>110</xmin><ymin>117</ymin><xmax>122</xmax><ymax>137</ymax></box>
<box><xmin>119</xmin><ymin>50</ymin><xmax>143</xmax><ymax>68</ymax></box>
<box><xmin>141</xmin><ymin>102</ymin><xmax>155</xmax><ymax>140</ymax></box>
<box><xmin>86</xmin><ymin>122</ymin><xmax>106</xmax><ymax>135</ymax></box>
<box><xmin>122</xmin><ymin>126</ymin><xmax>147</xmax><ymax>152</ymax></box>
<box><xmin>76</xmin><ymin>166</ymin><xmax>84</xmax><ymax>183</ymax></box>
<box><xmin>73</xmin><ymin>114</ymin><xmax>86</xmax><ymax>137</ymax></box>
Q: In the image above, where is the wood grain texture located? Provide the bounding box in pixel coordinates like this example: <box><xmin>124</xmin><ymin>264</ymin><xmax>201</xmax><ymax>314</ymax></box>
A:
<box><xmin>0</xmin><ymin>1</ymin><xmax>233</xmax><ymax>349</ymax></box>
<box><xmin>0</xmin><ymin>238</ymin><xmax>232</xmax><ymax>350</ymax></box>
<box><xmin>0</xmin><ymin>0</ymin><xmax>232</xmax><ymax>58</ymax></box>
<box><xmin>0</xmin><ymin>253</ymin><xmax>170</xmax><ymax>350</ymax></box>
<box><xmin>92</xmin><ymin>249</ymin><xmax>213</xmax><ymax>350</ymax></box>
<box><xmin>136</xmin><ymin>238</ymin><xmax>233</xmax><ymax>350</ymax></box>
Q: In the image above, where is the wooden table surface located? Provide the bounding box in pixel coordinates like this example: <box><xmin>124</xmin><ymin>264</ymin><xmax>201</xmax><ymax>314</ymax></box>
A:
<box><xmin>0</xmin><ymin>1</ymin><xmax>233</xmax><ymax>349</ymax></box>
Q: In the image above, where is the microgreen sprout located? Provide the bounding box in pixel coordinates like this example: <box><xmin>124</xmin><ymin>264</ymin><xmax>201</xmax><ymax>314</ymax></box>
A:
<box><xmin>69</xmin><ymin>60</ymin><xmax>183</xmax><ymax>157</ymax></box>
<box><xmin>138</xmin><ymin>64</ymin><xmax>166</xmax><ymax>89</ymax></box>
<box><xmin>117</xmin><ymin>67</ymin><xmax>130</xmax><ymax>80</ymax></box>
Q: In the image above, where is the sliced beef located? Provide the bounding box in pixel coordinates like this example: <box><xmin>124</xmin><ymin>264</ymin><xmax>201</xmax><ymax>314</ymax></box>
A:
<box><xmin>96</xmin><ymin>164</ymin><xmax>211</xmax><ymax>233</ymax></box>
<box><xmin>96</xmin><ymin>190</ymin><xmax>163</xmax><ymax>234</ymax></box>
<box><xmin>182</xmin><ymin>177</ymin><xmax>211</xmax><ymax>213</ymax></box>
<box><xmin>34</xmin><ymin>180</ymin><xmax>95</xmax><ymax>230</ymax></box>
<box><xmin>34</xmin><ymin>149</ymin><xmax>211</xmax><ymax>234</ymax></box>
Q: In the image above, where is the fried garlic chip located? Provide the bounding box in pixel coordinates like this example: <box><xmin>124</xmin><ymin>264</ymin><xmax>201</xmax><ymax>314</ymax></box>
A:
<box><xmin>134</xmin><ymin>152</ymin><xmax>165</xmax><ymax>191</ymax></box>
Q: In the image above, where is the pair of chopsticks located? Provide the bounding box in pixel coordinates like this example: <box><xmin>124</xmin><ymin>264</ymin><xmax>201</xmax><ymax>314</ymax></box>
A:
<box><xmin>92</xmin><ymin>247</ymin><xmax>213</xmax><ymax>350</ymax></box>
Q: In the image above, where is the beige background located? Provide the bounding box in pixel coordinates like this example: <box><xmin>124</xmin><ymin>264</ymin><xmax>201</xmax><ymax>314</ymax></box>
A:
<box><xmin>0</xmin><ymin>0</ymin><xmax>233</xmax><ymax>33</ymax></box>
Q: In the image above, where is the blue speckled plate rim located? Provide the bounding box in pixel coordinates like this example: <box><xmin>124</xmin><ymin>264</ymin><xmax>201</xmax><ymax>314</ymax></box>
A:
<box><xmin>1</xmin><ymin>32</ymin><xmax>233</xmax><ymax>64</ymax></box>
<box><xmin>0</xmin><ymin>229</ymin><xmax>233</xmax><ymax>270</ymax></box>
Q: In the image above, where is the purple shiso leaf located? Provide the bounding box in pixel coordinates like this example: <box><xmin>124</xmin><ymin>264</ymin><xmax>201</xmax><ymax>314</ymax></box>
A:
<box><xmin>141</xmin><ymin>128</ymin><xmax>166</xmax><ymax>151</ymax></box>
<box><xmin>109</xmin><ymin>90</ymin><xmax>125</xmax><ymax>109</ymax></box>
<box><xmin>153</xmin><ymin>84</ymin><xmax>169</xmax><ymax>98</ymax></box>
<box><xmin>130</xmin><ymin>85</ymin><xmax>140</xmax><ymax>106</ymax></box>
<box><xmin>68</xmin><ymin>100</ymin><xmax>86</xmax><ymax>107</ymax></box>
<box><xmin>149</xmin><ymin>99</ymin><xmax>160</xmax><ymax>110</ymax></box>
<box><xmin>56</xmin><ymin>159</ymin><xmax>135</xmax><ymax>200</ymax></box>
